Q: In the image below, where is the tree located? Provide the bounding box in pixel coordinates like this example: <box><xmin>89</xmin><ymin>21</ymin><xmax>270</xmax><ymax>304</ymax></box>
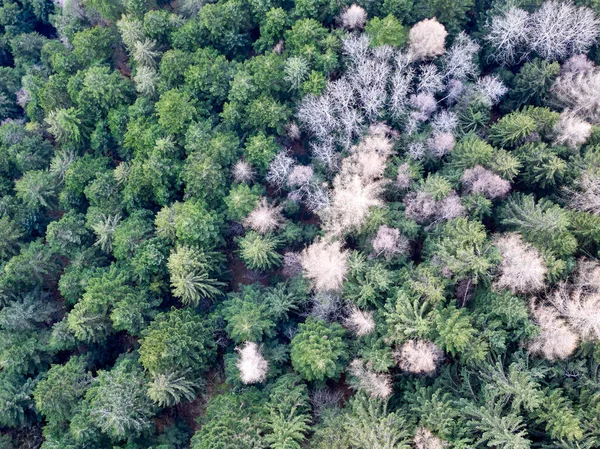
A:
<box><xmin>237</xmin><ymin>342</ymin><xmax>269</xmax><ymax>384</ymax></box>
<box><xmin>238</xmin><ymin>231</ymin><xmax>282</xmax><ymax>271</ymax></box>
<box><xmin>485</xmin><ymin>6</ymin><xmax>530</xmax><ymax>65</ymax></box>
<box><xmin>462</xmin><ymin>402</ymin><xmax>530</xmax><ymax>449</ymax></box>
<box><xmin>147</xmin><ymin>370</ymin><xmax>200</xmax><ymax>407</ymax></box>
<box><xmin>167</xmin><ymin>246</ymin><xmax>224</xmax><ymax>306</ymax></box>
<box><xmin>15</xmin><ymin>170</ymin><xmax>56</xmax><ymax>211</ymax></box>
<box><xmin>139</xmin><ymin>307</ymin><xmax>216</xmax><ymax>376</ymax></box>
<box><xmin>395</xmin><ymin>340</ymin><xmax>443</xmax><ymax>375</ymax></box>
<box><xmin>222</xmin><ymin>284</ymin><xmax>276</xmax><ymax>343</ymax></box>
<box><xmin>494</xmin><ymin>234</ymin><xmax>546</xmax><ymax>295</ymax></box>
<box><xmin>347</xmin><ymin>359</ymin><xmax>392</xmax><ymax>399</ymax></box>
<box><xmin>340</xmin><ymin>5</ymin><xmax>367</xmax><ymax>31</ymax></box>
<box><xmin>552</xmin><ymin>68</ymin><xmax>600</xmax><ymax>123</ymax></box>
<box><xmin>290</xmin><ymin>318</ymin><xmax>348</xmax><ymax>381</ymax></box>
<box><xmin>156</xmin><ymin>89</ymin><xmax>200</xmax><ymax>136</ymax></box>
<box><xmin>408</xmin><ymin>18</ymin><xmax>447</xmax><ymax>60</ymax></box>
<box><xmin>365</xmin><ymin>15</ymin><xmax>406</xmax><ymax>47</ymax></box>
<box><xmin>0</xmin><ymin>372</ymin><xmax>36</xmax><ymax>428</ymax></box>
<box><xmin>33</xmin><ymin>356</ymin><xmax>92</xmax><ymax>426</ymax></box>
<box><xmin>86</xmin><ymin>358</ymin><xmax>155</xmax><ymax>440</ymax></box>
<box><xmin>343</xmin><ymin>394</ymin><xmax>411</xmax><ymax>449</ymax></box>
<box><xmin>301</xmin><ymin>238</ymin><xmax>349</xmax><ymax>292</ymax></box>
<box><xmin>244</xmin><ymin>198</ymin><xmax>284</xmax><ymax>234</ymax></box>
<box><xmin>506</xmin><ymin>59</ymin><xmax>559</xmax><ymax>109</ymax></box>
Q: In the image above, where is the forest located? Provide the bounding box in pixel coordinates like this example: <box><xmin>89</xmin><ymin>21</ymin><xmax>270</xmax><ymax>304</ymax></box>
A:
<box><xmin>0</xmin><ymin>0</ymin><xmax>600</xmax><ymax>448</ymax></box>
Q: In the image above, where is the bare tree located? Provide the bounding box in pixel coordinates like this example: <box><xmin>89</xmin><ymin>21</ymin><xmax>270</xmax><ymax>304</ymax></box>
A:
<box><xmin>301</xmin><ymin>238</ymin><xmax>349</xmax><ymax>292</ymax></box>
<box><xmin>282</xmin><ymin>252</ymin><xmax>303</xmax><ymax>278</ymax></box>
<box><xmin>409</xmin><ymin>18</ymin><xmax>448</xmax><ymax>60</ymax></box>
<box><xmin>340</xmin><ymin>4</ymin><xmax>367</xmax><ymax>30</ymax></box>
<box><xmin>462</xmin><ymin>165</ymin><xmax>511</xmax><ymax>199</ymax></box>
<box><xmin>566</xmin><ymin>171</ymin><xmax>600</xmax><ymax>215</ymax></box>
<box><xmin>243</xmin><ymin>198</ymin><xmax>284</xmax><ymax>234</ymax></box>
<box><xmin>494</xmin><ymin>233</ymin><xmax>546</xmax><ymax>294</ymax></box>
<box><xmin>528</xmin><ymin>301</ymin><xmax>579</xmax><ymax>360</ymax></box>
<box><xmin>414</xmin><ymin>428</ymin><xmax>449</xmax><ymax>449</ymax></box>
<box><xmin>237</xmin><ymin>342</ymin><xmax>269</xmax><ymax>384</ymax></box>
<box><xmin>417</xmin><ymin>64</ymin><xmax>444</xmax><ymax>94</ymax></box>
<box><xmin>371</xmin><ymin>225</ymin><xmax>410</xmax><ymax>261</ymax></box>
<box><xmin>549</xmin><ymin>281</ymin><xmax>600</xmax><ymax>342</ymax></box>
<box><xmin>395</xmin><ymin>340</ymin><xmax>443</xmax><ymax>375</ymax></box>
<box><xmin>266</xmin><ymin>151</ymin><xmax>295</xmax><ymax>189</ymax></box>
<box><xmin>233</xmin><ymin>160</ymin><xmax>255</xmax><ymax>183</ymax></box>
<box><xmin>395</xmin><ymin>162</ymin><xmax>414</xmax><ymax>190</ymax></box>
<box><xmin>485</xmin><ymin>6</ymin><xmax>530</xmax><ymax>65</ymax></box>
<box><xmin>344</xmin><ymin>306</ymin><xmax>375</xmax><ymax>336</ymax></box>
<box><xmin>552</xmin><ymin>69</ymin><xmax>600</xmax><ymax>123</ymax></box>
<box><xmin>347</xmin><ymin>359</ymin><xmax>393</xmax><ymax>399</ymax></box>
<box><xmin>529</xmin><ymin>1</ymin><xmax>600</xmax><ymax>61</ymax></box>
<box><xmin>442</xmin><ymin>32</ymin><xmax>480</xmax><ymax>80</ymax></box>
<box><xmin>553</xmin><ymin>111</ymin><xmax>592</xmax><ymax>149</ymax></box>
<box><xmin>287</xmin><ymin>165</ymin><xmax>314</xmax><ymax>188</ymax></box>
<box><xmin>561</xmin><ymin>54</ymin><xmax>594</xmax><ymax>75</ymax></box>
<box><xmin>428</xmin><ymin>131</ymin><xmax>455</xmax><ymax>158</ymax></box>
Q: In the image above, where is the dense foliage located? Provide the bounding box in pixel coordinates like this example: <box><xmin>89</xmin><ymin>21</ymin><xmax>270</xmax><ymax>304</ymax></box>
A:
<box><xmin>1</xmin><ymin>0</ymin><xmax>600</xmax><ymax>448</ymax></box>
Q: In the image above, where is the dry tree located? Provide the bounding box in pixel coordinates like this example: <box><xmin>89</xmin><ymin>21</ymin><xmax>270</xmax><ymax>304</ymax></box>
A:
<box><xmin>414</xmin><ymin>428</ymin><xmax>449</xmax><ymax>449</ymax></box>
<box><xmin>548</xmin><ymin>281</ymin><xmax>600</xmax><ymax>342</ymax></box>
<box><xmin>282</xmin><ymin>252</ymin><xmax>303</xmax><ymax>278</ymax></box>
<box><xmin>395</xmin><ymin>162</ymin><xmax>414</xmax><ymax>190</ymax></box>
<box><xmin>552</xmin><ymin>67</ymin><xmax>600</xmax><ymax>123</ymax></box>
<box><xmin>347</xmin><ymin>359</ymin><xmax>393</xmax><ymax>399</ymax></box>
<box><xmin>236</xmin><ymin>342</ymin><xmax>269</xmax><ymax>384</ymax></box>
<box><xmin>371</xmin><ymin>225</ymin><xmax>410</xmax><ymax>261</ymax></box>
<box><xmin>484</xmin><ymin>6</ymin><xmax>530</xmax><ymax>65</ymax></box>
<box><xmin>287</xmin><ymin>165</ymin><xmax>314</xmax><ymax>188</ymax></box>
<box><xmin>344</xmin><ymin>306</ymin><xmax>375</xmax><ymax>336</ymax></box>
<box><xmin>395</xmin><ymin>340</ymin><xmax>443</xmax><ymax>375</ymax></box>
<box><xmin>232</xmin><ymin>160</ymin><xmax>255</xmax><ymax>183</ymax></box>
<box><xmin>553</xmin><ymin>111</ymin><xmax>592</xmax><ymax>149</ymax></box>
<box><xmin>243</xmin><ymin>198</ymin><xmax>284</xmax><ymax>234</ymax></box>
<box><xmin>408</xmin><ymin>18</ymin><xmax>448</xmax><ymax>60</ymax></box>
<box><xmin>494</xmin><ymin>233</ymin><xmax>546</xmax><ymax>294</ymax></box>
<box><xmin>427</xmin><ymin>131</ymin><xmax>455</xmax><ymax>157</ymax></box>
<box><xmin>528</xmin><ymin>301</ymin><xmax>579</xmax><ymax>360</ymax></box>
<box><xmin>266</xmin><ymin>151</ymin><xmax>296</xmax><ymax>188</ymax></box>
<box><xmin>561</xmin><ymin>54</ymin><xmax>594</xmax><ymax>75</ymax></box>
<box><xmin>566</xmin><ymin>171</ymin><xmax>600</xmax><ymax>215</ymax></box>
<box><xmin>461</xmin><ymin>165</ymin><xmax>511</xmax><ymax>199</ymax></box>
<box><xmin>340</xmin><ymin>4</ymin><xmax>367</xmax><ymax>30</ymax></box>
<box><xmin>301</xmin><ymin>238</ymin><xmax>349</xmax><ymax>292</ymax></box>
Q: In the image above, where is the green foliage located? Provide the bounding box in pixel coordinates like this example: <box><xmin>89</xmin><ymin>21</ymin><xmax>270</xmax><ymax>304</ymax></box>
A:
<box><xmin>489</xmin><ymin>112</ymin><xmax>537</xmax><ymax>148</ymax></box>
<box><xmin>139</xmin><ymin>308</ymin><xmax>216</xmax><ymax>376</ymax></box>
<box><xmin>238</xmin><ymin>231</ymin><xmax>282</xmax><ymax>271</ymax></box>
<box><xmin>365</xmin><ymin>15</ymin><xmax>407</xmax><ymax>47</ymax></box>
<box><xmin>221</xmin><ymin>284</ymin><xmax>276</xmax><ymax>343</ymax></box>
<box><xmin>290</xmin><ymin>318</ymin><xmax>348</xmax><ymax>381</ymax></box>
<box><xmin>506</xmin><ymin>59</ymin><xmax>560</xmax><ymax>109</ymax></box>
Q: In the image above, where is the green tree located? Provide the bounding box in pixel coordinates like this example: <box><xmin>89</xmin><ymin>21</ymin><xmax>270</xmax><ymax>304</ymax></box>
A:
<box><xmin>365</xmin><ymin>15</ymin><xmax>407</xmax><ymax>47</ymax></box>
<box><xmin>221</xmin><ymin>285</ymin><xmax>276</xmax><ymax>343</ymax></box>
<box><xmin>290</xmin><ymin>318</ymin><xmax>348</xmax><ymax>381</ymax></box>
<box><xmin>34</xmin><ymin>356</ymin><xmax>92</xmax><ymax>426</ymax></box>
<box><xmin>139</xmin><ymin>307</ymin><xmax>217</xmax><ymax>376</ymax></box>
<box><xmin>238</xmin><ymin>231</ymin><xmax>282</xmax><ymax>271</ymax></box>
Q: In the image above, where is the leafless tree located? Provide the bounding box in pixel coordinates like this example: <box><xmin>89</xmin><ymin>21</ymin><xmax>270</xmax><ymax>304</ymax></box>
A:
<box><xmin>528</xmin><ymin>301</ymin><xmax>579</xmax><ymax>360</ymax></box>
<box><xmin>344</xmin><ymin>306</ymin><xmax>375</xmax><ymax>336</ymax></box>
<box><xmin>347</xmin><ymin>359</ymin><xmax>393</xmax><ymax>399</ymax></box>
<box><xmin>566</xmin><ymin>171</ymin><xmax>600</xmax><ymax>215</ymax></box>
<box><xmin>414</xmin><ymin>428</ymin><xmax>449</xmax><ymax>449</ymax></box>
<box><xmin>243</xmin><ymin>198</ymin><xmax>284</xmax><ymax>234</ymax></box>
<box><xmin>442</xmin><ymin>32</ymin><xmax>480</xmax><ymax>80</ymax></box>
<box><xmin>529</xmin><ymin>1</ymin><xmax>600</xmax><ymax>61</ymax></box>
<box><xmin>417</xmin><ymin>64</ymin><xmax>444</xmax><ymax>94</ymax></box>
<box><xmin>494</xmin><ymin>233</ymin><xmax>546</xmax><ymax>294</ymax></box>
<box><xmin>462</xmin><ymin>165</ymin><xmax>511</xmax><ymax>199</ymax></box>
<box><xmin>553</xmin><ymin>111</ymin><xmax>592</xmax><ymax>149</ymax></box>
<box><xmin>485</xmin><ymin>6</ymin><xmax>530</xmax><ymax>65</ymax></box>
<box><xmin>237</xmin><ymin>342</ymin><xmax>269</xmax><ymax>384</ymax></box>
<box><xmin>371</xmin><ymin>225</ymin><xmax>410</xmax><ymax>260</ymax></box>
<box><xmin>287</xmin><ymin>165</ymin><xmax>314</xmax><ymax>188</ymax></box>
<box><xmin>552</xmin><ymin>68</ymin><xmax>600</xmax><ymax>123</ymax></box>
<box><xmin>428</xmin><ymin>131</ymin><xmax>455</xmax><ymax>158</ymax></box>
<box><xmin>561</xmin><ymin>54</ymin><xmax>594</xmax><ymax>76</ymax></box>
<box><xmin>232</xmin><ymin>160</ymin><xmax>255</xmax><ymax>183</ymax></box>
<box><xmin>409</xmin><ymin>18</ymin><xmax>448</xmax><ymax>60</ymax></box>
<box><xmin>266</xmin><ymin>151</ymin><xmax>295</xmax><ymax>189</ymax></box>
<box><xmin>301</xmin><ymin>238</ymin><xmax>349</xmax><ymax>292</ymax></box>
<box><xmin>340</xmin><ymin>4</ymin><xmax>367</xmax><ymax>30</ymax></box>
<box><xmin>395</xmin><ymin>340</ymin><xmax>443</xmax><ymax>375</ymax></box>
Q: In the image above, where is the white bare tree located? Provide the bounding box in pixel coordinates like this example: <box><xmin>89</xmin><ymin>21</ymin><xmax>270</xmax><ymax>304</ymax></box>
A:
<box><xmin>243</xmin><ymin>198</ymin><xmax>284</xmax><ymax>234</ymax></box>
<box><xmin>529</xmin><ymin>1</ymin><xmax>600</xmax><ymax>61</ymax></box>
<box><xmin>301</xmin><ymin>238</ymin><xmax>349</xmax><ymax>292</ymax></box>
<box><xmin>553</xmin><ymin>111</ymin><xmax>592</xmax><ymax>149</ymax></box>
<box><xmin>462</xmin><ymin>165</ymin><xmax>511</xmax><ymax>199</ymax></box>
<box><xmin>442</xmin><ymin>32</ymin><xmax>480</xmax><ymax>80</ymax></box>
<box><xmin>566</xmin><ymin>171</ymin><xmax>600</xmax><ymax>215</ymax></box>
<box><xmin>344</xmin><ymin>306</ymin><xmax>375</xmax><ymax>336</ymax></box>
<box><xmin>408</xmin><ymin>18</ymin><xmax>448</xmax><ymax>60</ymax></box>
<box><xmin>340</xmin><ymin>4</ymin><xmax>367</xmax><ymax>30</ymax></box>
<box><xmin>552</xmin><ymin>68</ymin><xmax>600</xmax><ymax>123</ymax></box>
<box><xmin>395</xmin><ymin>340</ymin><xmax>443</xmax><ymax>375</ymax></box>
<box><xmin>485</xmin><ymin>6</ymin><xmax>530</xmax><ymax>65</ymax></box>
<box><xmin>528</xmin><ymin>301</ymin><xmax>579</xmax><ymax>360</ymax></box>
<box><xmin>414</xmin><ymin>428</ymin><xmax>449</xmax><ymax>449</ymax></box>
<box><xmin>266</xmin><ymin>151</ymin><xmax>295</xmax><ymax>189</ymax></box>
<box><xmin>237</xmin><ymin>342</ymin><xmax>269</xmax><ymax>384</ymax></box>
<box><xmin>347</xmin><ymin>359</ymin><xmax>393</xmax><ymax>399</ymax></box>
<box><xmin>494</xmin><ymin>233</ymin><xmax>546</xmax><ymax>294</ymax></box>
